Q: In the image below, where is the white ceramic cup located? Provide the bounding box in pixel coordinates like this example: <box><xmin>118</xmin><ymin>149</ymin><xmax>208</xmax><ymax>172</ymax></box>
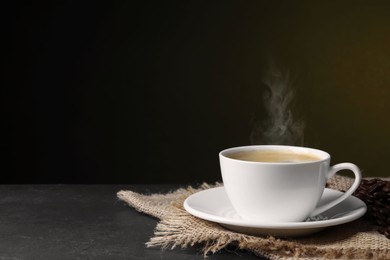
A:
<box><xmin>219</xmin><ymin>145</ymin><xmax>361</xmax><ymax>223</ymax></box>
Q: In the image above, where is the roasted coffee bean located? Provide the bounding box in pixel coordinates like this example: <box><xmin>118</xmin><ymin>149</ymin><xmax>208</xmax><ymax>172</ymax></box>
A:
<box><xmin>385</xmin><ymin>230</ymin><xmax>390</xmax><ymax>239</ymax></box>
<box><xmin>375</xmin><ymin>201</ymin><xmax>385</xmax><ymax>210</ymax></box>
<box><xmin>369</xmin><ymin>183</ymin><xmax>380</xmax><ymax>193</ymax></box>
<box><xmin>376</xmin><ymin>219</ymin><xmax>387</xmax><ymax>226</ymax></box>
<box><xmin>378</xmin><ymin>227</ymin><xmax>385</xmax><ymax>234</ymax></box>
<box><xmin>379</xmin><ymin>208</ymin><xmax>390</xmax><ymax>215</ymax></box>
<box><xmin>373</xmin><ymin>191</ymin><xmax>387</xmax><ymax>199</ymax></box>
<box><xmin>353</xmin><ymin>178</ymin><xmax>390</xmax><ymax>239</ymax></box>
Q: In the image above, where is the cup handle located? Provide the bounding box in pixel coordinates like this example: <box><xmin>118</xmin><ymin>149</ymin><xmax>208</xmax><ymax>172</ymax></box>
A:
<box><xmin>309</xmin><ymin>163</ymin><xmax>362</xmax><ymax>217</ymax></box>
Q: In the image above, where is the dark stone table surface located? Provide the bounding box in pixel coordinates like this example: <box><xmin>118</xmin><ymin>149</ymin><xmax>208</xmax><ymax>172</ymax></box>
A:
<box><xmin>0</xmin><ymin>184</ymin><xmax>263</xmax><ymax>259</ymax></box>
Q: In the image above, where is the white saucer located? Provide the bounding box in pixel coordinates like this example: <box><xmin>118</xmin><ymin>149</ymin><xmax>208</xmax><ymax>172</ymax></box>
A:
<box><xmin>184</xmin><ymin>187</ymin><xmax>367</xmax><ymax>237</ymax></box>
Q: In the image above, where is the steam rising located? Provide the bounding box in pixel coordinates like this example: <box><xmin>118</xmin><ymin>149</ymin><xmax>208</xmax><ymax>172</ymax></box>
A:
<box><xmin>250</xmin><ymin>65</ymin><xmax>305</xmax><ymax>146</ymax></box>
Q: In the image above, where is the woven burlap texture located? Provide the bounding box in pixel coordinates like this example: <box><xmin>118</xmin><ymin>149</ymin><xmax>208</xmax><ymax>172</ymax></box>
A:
<box><xmin>117</xmin><ymin>176</ymin><xmax>390</xmax><ymax>259</ymax></box>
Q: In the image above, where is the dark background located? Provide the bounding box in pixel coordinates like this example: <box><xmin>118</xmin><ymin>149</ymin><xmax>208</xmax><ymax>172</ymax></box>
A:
<box><xmin>3</xmin><ymin>1</ymin><xmax>390</xmax><ymax>184</ymax></box>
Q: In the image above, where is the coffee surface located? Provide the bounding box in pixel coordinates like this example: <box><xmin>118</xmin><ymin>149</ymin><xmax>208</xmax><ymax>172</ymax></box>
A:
<box><xmin>227</xmin><ymin>150</ymin><xmax>322</xmax><ymax>163</ymax></box>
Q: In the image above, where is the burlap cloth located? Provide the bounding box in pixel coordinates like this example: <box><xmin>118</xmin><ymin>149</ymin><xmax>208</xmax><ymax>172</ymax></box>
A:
<box><xmin>117</xmin><ymin>176</ymin><xmax>390</xmax><ymax>259</ymax></box>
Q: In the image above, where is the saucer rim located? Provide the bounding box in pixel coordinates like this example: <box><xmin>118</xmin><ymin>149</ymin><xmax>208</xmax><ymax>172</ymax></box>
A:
<box><xmin>183</xmin><ymin>187</ymin><xmax>367</xmax><ymax>230</ymax></box>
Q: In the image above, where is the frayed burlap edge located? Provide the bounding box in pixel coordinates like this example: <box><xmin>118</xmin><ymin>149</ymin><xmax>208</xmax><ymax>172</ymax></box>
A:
<box><xmin>117</xmin><ymin>176</ymin><xmax>390</xmax><ymax>260</ymax></box>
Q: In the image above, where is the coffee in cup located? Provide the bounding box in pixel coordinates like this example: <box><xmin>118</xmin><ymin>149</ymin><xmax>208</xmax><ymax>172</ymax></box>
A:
<box><xmin>227</xmin><ymin>149</ymin><xmax>322</xmax><ymax>163</ymax></box>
